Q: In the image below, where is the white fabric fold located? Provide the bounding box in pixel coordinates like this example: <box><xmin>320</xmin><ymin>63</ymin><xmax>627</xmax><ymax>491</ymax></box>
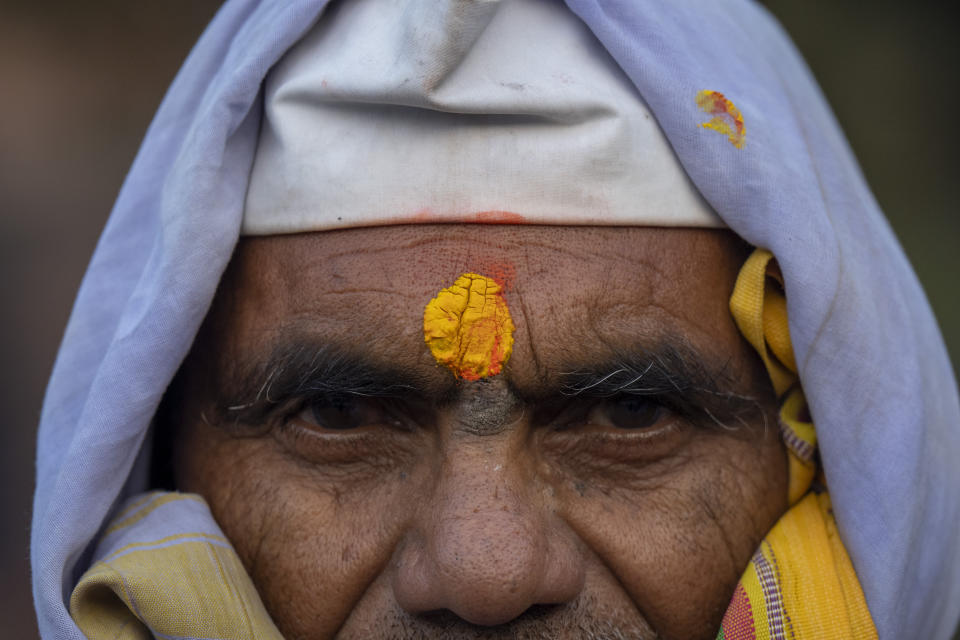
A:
<box><xmin>243</xmin><ymin>0</ymin><xmax>722</xmax><ymax>233</ymax></box>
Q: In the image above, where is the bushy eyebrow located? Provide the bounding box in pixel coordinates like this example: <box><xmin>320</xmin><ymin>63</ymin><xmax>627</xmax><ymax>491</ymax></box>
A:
<box><xmin>213</xmin><ymin>340</ymin><xmax>448</xmax><ymax>426</ymax></box>
<box><xmin>212</xmin><ymin>336</ymin><xmax>767</xmax><ymax>433</ymax></box>
<box><xmin>556</xmin><ymin>341</ymin><xmax>767</xmax><ymax>431</ymax></box>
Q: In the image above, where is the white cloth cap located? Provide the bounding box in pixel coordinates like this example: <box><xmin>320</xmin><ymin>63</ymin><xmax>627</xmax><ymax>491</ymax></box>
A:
<box><xmin>243</xmin><ymin>0</ymin><xmax>723</xmax><ymax>233</ymax></box>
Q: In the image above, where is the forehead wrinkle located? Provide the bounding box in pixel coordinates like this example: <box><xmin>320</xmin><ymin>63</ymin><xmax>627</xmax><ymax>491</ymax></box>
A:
<box><xmin>284</xmin><ymin>225</ymin><xmax>532</xmax><ymax>262</ymax></box>
<box><xmin>504</xmin><ymin>302</ymin><xmax>711</xmax><ymax>398</ymax></box>
<box><xmin>498</xmin><ymin>265</ymin><xmax>677</xmax><ymax>396</ymax></box>
<box><xmin>506</xmin><ymin>276</ymin><xmax>548</xmax><ymax>383</ymax></box>
<box><xmin>294</xmin><ymin>287</ymin><xmax>422</xmax><ymax>301</ymax></box>
<box><xmin>314</xmin><ymin>227</ymin><xmax>640</xmax><ymax>275</ymax></box>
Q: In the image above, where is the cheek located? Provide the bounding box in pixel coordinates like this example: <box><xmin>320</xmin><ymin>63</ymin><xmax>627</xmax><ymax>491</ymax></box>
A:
<box><xmin>175</xmin><ymin>427</ymin><xmax>417</xmax><ymax>639</ymax></box>
<box><xmin>555</xmin><ymin>433</ymin><xmax>786</xmax><ymax>638</ymax></box>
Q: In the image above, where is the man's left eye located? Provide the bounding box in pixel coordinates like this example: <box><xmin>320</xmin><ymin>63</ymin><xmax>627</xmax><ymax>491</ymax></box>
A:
<box><xmin>589</xmin><ymin>396</ymin><xmax>667</xmax><ymax>430</ymax></box>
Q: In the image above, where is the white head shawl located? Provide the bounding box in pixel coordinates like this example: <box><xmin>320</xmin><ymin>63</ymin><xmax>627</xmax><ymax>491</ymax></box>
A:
<box><xmin>32</xmin><ymin>1</ymin><xmax>960</xmax><ymax>638</ymax></box>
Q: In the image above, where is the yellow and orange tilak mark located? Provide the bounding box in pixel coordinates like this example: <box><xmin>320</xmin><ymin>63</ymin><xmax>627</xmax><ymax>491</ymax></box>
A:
<box><xmin>423</xmin><ymin>273</ymin><xmax>515</xmax><ymax>381</ymax></box>
<box><xmin>696</xmin><ymin>89</ymin><xmax>745</xmax><ymax>149</ymax></box>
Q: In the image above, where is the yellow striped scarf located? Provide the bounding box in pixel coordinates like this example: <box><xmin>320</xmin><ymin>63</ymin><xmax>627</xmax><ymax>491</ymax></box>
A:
<box><xmin>720</xmin><ymin>249</ymin><xmax>877</xmax><ymax>639</ymax></box>
<box><xmin>70</xmin><ymin>492</ymin><xmax>282</xmax><ymax>639</ymax></box>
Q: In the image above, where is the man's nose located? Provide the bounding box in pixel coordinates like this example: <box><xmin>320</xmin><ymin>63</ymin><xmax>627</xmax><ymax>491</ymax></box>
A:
<box><xmin>392</xmin><ymin>444</ymin><xmax>585</xmax><ymax>626</ymax></box>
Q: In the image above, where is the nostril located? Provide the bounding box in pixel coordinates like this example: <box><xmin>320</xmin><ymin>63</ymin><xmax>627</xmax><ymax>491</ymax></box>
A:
<box><xmin>393</xmin><ymin>507</ymin><xmax>585</xmax><ymax>627</ymax></box>
<box><xmin>392</xmin><ymin>443</ymin><xmax>586</xmax><ymax>628</ymax></box>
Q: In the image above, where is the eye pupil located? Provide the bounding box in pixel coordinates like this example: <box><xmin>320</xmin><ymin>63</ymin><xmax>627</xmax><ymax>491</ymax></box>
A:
<box><xmin>607</xmin><ymin>396</ymin><xmax>663</xmax><ymax>430</ymax></box>
<box><xmin>309</xmin><ymin>396</ymin><xmax>363</xmax><ymax>430</ymax></box>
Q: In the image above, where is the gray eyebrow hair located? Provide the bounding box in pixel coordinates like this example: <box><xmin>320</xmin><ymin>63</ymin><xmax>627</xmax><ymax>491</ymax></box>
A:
<box><xmin>212</xmin><ymin>340</ymin><xmax>440</xmax><ymax>426</ymax></box>
<box><xmin>209</xmin><ymin>336</ymin><xmax>768</xmax><ymax>434</ymax></box>
<box><xmin>557</xmin><ymin>341</ymin><xmax>768</xmax><ymax>432</ymax></box>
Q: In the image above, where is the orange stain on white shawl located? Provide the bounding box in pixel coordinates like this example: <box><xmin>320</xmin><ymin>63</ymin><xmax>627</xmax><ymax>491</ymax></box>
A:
<box><xmin>697</xmin><ymin>90</ymin><xmax>746</xmax><ymax>149</ymax></box>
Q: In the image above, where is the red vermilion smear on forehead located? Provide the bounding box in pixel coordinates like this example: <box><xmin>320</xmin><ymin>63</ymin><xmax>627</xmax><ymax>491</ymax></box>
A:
<box><xmin>409</xmin><ymin>208</ymin><xmax>438</xmax><ymax>223</ymax></box>
<box><xmin>473</xmin><ymin>260</ymin><xmax>516</xmax><ymax>292</ymax></box>
<box><xmin>396</xmin><ymin>208</ymin><xmax>528</xmax><ymax>224</ymax></box>
<box><xmin>474</xmin><ymin>210</ymin><xmax>526</xmax><ymax>224</ymax></box>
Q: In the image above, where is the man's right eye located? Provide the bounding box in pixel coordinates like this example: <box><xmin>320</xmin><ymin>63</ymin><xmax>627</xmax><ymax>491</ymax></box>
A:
<box><xmin>273</xmin><ymin>394</ymin><xmax>422</xmax><ymax>468</ymax></box>
<box><xmin>296</xmin><ymin>396</ymin><xmax>400</xmax><ymax>432</ymax></box>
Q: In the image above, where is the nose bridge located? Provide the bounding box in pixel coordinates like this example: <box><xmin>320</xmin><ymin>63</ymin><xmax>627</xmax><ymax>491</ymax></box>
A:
<box><xmin>393</xmin><ymin>435</ymin><xmax>584</xmax><ymax>626</ymax></box>
<box><xmin>451</xmin><ymin>377</ymin><xmax>523</xmax><ymax>437</ymax></box>
<box><xmin>434</xmin><ymin>449</ymin><xmax>542</xmax><ymax>593</ymax></box>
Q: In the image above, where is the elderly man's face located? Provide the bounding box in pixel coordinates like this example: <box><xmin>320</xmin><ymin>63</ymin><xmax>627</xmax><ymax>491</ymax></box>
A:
<box><xmin>170</xmin><ymin>225</ymin><xmax>786</xmax><ymax>639</ymax></box>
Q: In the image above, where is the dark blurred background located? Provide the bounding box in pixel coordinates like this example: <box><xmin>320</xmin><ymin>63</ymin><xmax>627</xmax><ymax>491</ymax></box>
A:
<box><xmin>1</xmin><ymin>1</ymin><xmax>956</xmax><ymax>637</ymax></box>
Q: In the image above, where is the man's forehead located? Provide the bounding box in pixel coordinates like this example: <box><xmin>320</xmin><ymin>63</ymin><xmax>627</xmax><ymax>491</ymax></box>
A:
<box><xmin>227</xmin><ymin>224</ymin><xmax>746</xmax><ymax>296</ymax></box>
<box><xmin>209</xmin><ymin>225</ymin><xmax>752</xmax><ymax>390</ymax></box>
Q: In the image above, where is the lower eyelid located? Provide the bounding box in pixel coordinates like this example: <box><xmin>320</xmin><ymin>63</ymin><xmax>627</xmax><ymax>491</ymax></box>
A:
<box><xmin>546</xmin><ymin>411</ymin><xmax>683</xmax><ymax>447</ymax></box>
<box><xmin>631</xmin><ymin>418</ymin><xmax>679</xmax><ymax>439</ymax></box>
<box><xmin>273</xmin><ymin>420</ymin><xmax>416</xmax><ymax>468</ymax></box>
<box><xmin>583</xmin><ymin>417</ymin><xmax>680</xmax><ymax>439</ymax></box>
<box><xmin>540</xmin><ymin>419</ymin><xmax>688</xmax><ymax>470</ymax></box>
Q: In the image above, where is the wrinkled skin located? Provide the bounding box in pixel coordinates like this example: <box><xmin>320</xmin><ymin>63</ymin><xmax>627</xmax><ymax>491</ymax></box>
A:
<box><xmin>170</xmin><ymin>225</ymin><xmax>787</xmax><ymax>639</ymax></box>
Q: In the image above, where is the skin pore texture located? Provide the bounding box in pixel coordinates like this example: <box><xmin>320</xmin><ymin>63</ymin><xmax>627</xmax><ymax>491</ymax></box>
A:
<box><xmin>169</xmin><ymin>225</ymin><xmax>788</xmax><ymax>639</ymax></box>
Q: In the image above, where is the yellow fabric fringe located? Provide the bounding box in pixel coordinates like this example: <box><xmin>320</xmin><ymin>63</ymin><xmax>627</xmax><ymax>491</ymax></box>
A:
<box><xmin>719</xmin><ymin>249</ymin><xmax>876</xmax><ymax>640</ymax></box>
